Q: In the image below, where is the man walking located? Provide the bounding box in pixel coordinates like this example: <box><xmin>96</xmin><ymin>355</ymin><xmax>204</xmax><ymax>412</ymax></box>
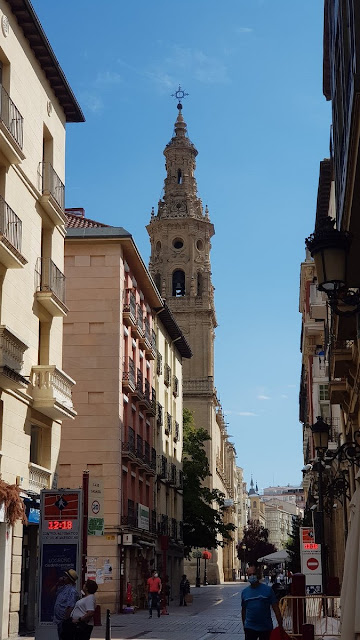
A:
<box><xmin>179</xmin><ymin>574</ymin><xmax>190</xmax><ymax>606</ymax></box>
<box><xmin>147</xmin><ymin>569</ymin><xmax>162</xmax><ymax>619</ymax></box>
<box><xmin>53</xmin><ymin>569</ymin><xmax>79</xmax><ymax>639</ymax></box>
<box><xmin>241</xmin><ymin>563</ymin><xmax>283</xmax><ymax>640</ymax></box>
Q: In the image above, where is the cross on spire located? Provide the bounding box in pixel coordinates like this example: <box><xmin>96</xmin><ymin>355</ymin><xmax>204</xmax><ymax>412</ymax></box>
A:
<box><xmin>171</xmin><ymin>85</ymin><xmax>189</xmax><ymax>111</ymax></box>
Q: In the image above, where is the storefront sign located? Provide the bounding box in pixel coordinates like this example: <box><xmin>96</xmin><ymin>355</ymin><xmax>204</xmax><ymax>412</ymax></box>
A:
<box><xmin>138</xmin><ymin>503</ymin><xmax>149</xmax><ymax>530</ymax></box>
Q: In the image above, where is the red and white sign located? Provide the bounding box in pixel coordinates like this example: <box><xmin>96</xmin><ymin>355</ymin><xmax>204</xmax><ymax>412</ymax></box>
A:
<box><xmin>307</xmin><ymin>557</ymin><xmax>319</xmax><ymax>571</ymax></box>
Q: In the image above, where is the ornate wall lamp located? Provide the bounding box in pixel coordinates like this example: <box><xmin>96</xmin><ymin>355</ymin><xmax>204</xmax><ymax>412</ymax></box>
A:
<box><xmin>305</xmin><ymin>217</ymin><xmax>360</xmax><ymax>316</ymax></box>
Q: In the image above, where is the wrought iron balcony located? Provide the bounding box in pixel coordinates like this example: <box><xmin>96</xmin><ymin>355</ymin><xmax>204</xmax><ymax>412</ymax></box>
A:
<box><xmin>39</xmin><ymin>162</ymin><xmax>65</xmax><ymax>224</ymax></box>
<box><xmin>145</xmin><ymin>386</ymin><xmax>156</xmax><ymax>417</ymax></box>
<box><xmin>0</xmin><ymin>197</ymin><xmax>26</xmax><ymax>268</ymax></box>
<box><xmin>174</xmin><ymin>421</ymin><xmax>180</xmax><ymax>442</ymax></box>
<box><xmin>158</xmin><ymin>454</ymin><xmax>167</xmax><ymax>479</ymax></box>
<box><xmin>173</xmin><ymin>375</ymin><xmax>179</xmax><ymax>397</ymax></box>
<box><xmin>30</xmin><ymin>365</ymin><xmax>76</xmax><ymax>420</ymax></box>
<box><xmin>136</xmin><ymin>435</ymin><xmax>144</xmax><ymax>461</ymax></box>
<box><xmin>132</xmin><ymin>368</ymin><xmax>144</xmax><ymax>400</ymax></box>
<box><xmin>35</xmin><ymin>257</ymin><xmax>67</xmax><ymax>316</ymax></box>
<box><xmin>135</xmin><ymin>304</ymin><xmax>144</xmax><ymax>338</ymax></box>
<box><xmin>156</xmin><ymin>402</ymin><xmax>163</xmax><ymax>427</ymax></box>
<box><xmin>0</xmin><ymin>85</ymin><xmax>24</xmax><ymax>163</ymax></box>
<box><xmin>122</xmin><ymin>356</ymin><xmax>136</xmax><ymax>392</ymax></box>
<box><xmin>28</xmin><ymin>462</ymin><xmax>51</xmax><ymax>493</ymax></box>
<box><xmin>151</xmin><ymin>447</ymin><xmax>157</xmax><ymax>471</ymax></box>
<box><xmin>177</xmin><ymin>470</ymin><xmax>184</xmax><ymax>490</ymax></box>
<box><xmin>156</xmin><ymin>350</ymin><xmax>162</xmax><ymax>376</ymax></box>
<box><xmin>170</xmin><ymin>463</ymin><xmax>177</xmax><ymax>486</ymax></box>
<box><xmin>123</xmin><ymin>290</ymin><xmax>136</xmax><ymax>327</ymax></box>
<box><xmin>164</xmin><ymin>364</ymin><xmax>171</xmax><ymax>387</ymax></box>
<box><xmin>179</xmin><ymin>521</ymin><xmax>183</xmax><ymax>540</ymax></box>
<box><xmin>158</xmin><ymin>514</ymin><xmax>169</xmax><ymax>536</ymax></box>
<box><xmin>171</xmin><ymin>518</ymin><xmax>177</xmax><ymax>539</ymax></box>
<box><xmin>122</xmin><ymin>426</ymin><xmax>136</xmax><ymax>457</ymax></box>
<box><xmin>165</xmin><ymin>412</ymin><xmax>172</xmax><ymax>435</ymax></box>
<box><xmin>0</xmin><ymin>325</ymin><xmax>28</xmax><ymax>390</ymax></box>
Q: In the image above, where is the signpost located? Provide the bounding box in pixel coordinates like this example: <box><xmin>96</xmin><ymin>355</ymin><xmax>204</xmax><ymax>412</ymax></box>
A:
<box><xmin>36</xmin><ymin>489</ymin><xmax>82</xmax><ymax>640</ymax></box>
<box><xmin>300</xmin><ymin>527</ymin><xmax>322</xmax><ymax>594</ymax></box>
<box><xmin>88</xmin><ymin>477</ymin><xmax>104</xmax><ymax>536</ymax></box>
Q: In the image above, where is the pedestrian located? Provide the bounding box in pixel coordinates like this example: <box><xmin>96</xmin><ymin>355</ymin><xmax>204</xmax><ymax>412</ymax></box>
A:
<box><xmin>147</xmin><ymin>569</ymin><xmax>162</xmax><ymax>618</ymax></box>
<box><xmin>179</xmin><ymin>574</ymin><xmax>190</xmax><ymax>606</ymax></box>
<box><xmin>61</xmin><ymin>579</ymin><xmax>98</xmax><ymax>640</ymax></box>
<box><xmin>52</xmin><ymin>569</ymin><xmax>79</xmax><ymax>640</ymax></box>
<box><xmin>241</xmin><ymin>563</ymin><xmax>283</xmax><ymax>640</ymax></box>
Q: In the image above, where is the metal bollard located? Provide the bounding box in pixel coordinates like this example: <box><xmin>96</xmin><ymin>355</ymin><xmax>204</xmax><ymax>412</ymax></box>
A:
<box><xmin>105</xmin><ymin>609</ymin><xmax>111</xmax><ymax>640</ymax></box>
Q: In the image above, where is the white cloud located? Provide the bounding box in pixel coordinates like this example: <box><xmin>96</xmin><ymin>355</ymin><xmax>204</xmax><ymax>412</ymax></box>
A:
<box><xmin>95</xmin><ymin>71</ymin><xmax>122</xmax><ymax>85</ymax></box>
<box><xmin>281</xmin><ymin>394</ymin><xmax>288</xmax><ymax>399</ymax></box>
<box><xmin>235</xmin><ymin>27</ymin><xmax>254</xmax><ymax>34</ymax></box>
<box><xmin>257</xmin><ymin>394</ymin><xmax>271</xmax><ymax>400</ymax></box>
<box><xmin>225</xmin><ymin>410</ymin><xmax>258</xmax><ymax>417</ymax></box>
<box><xmin>79</xmin><ymin>92</ymin><xmax>103</xmax><ymax>114</ymax></box>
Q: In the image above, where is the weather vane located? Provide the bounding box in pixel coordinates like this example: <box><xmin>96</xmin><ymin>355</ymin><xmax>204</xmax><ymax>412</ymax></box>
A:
<box><xmin>171</xmin><ymin>85</ymin><xmax>189</xmax><ymax>110</ymax></box>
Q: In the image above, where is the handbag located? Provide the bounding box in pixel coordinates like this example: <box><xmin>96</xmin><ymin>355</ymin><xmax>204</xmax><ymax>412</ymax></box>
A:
<box><xmin>184</xmin><ymin>593</ymin><xmax>193</xmax><ymax>604</ymax></box>
<box><xmin>270</xmin><ymin>627</ymin><xmax>291</xmax><ymax>640</ymax></box>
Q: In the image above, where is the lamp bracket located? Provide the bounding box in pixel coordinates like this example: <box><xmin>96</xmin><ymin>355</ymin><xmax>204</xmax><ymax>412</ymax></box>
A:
<box><xmin>324</xmin><ymin>431</ymin><xmax>360</xmax><ymax>467</ymax></box>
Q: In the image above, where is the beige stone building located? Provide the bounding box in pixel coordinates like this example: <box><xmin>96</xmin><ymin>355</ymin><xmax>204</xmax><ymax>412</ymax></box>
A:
<box><xmin>60</xmin><ymin>210</ymin><xmax>190</xmax><ymax>611</ymax></box>
<box><xmin>264</xmin><ymin>500</ymin><xmax>299</xmax><ymax>551</ymax></box>
<box><xmin>147</xmin><ymin>103</ymin><xmax>236</xmax><ymax>583</ymax></box>
<box><xmin>235</xmin><ymin>467</ymin><xmax>248</xmax><ymax>543</ymax></box>
<box><xmin>0</xmin><ymin>1</ymin><xmax>83</xmax><ymax>637</ymax></box>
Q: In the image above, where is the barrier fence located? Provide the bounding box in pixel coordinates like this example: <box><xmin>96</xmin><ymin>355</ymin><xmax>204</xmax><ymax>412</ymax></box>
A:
<box><xmin>279</xmin><ymin>596</ymin><xmax>341</xmax><ymax>638</ymax></box>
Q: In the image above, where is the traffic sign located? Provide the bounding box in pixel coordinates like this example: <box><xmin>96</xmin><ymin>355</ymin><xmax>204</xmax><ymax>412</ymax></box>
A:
<box><xmin>307</xmin><ymin>557</ymin><xmax>319</xmax><ymax>571</ymax></box>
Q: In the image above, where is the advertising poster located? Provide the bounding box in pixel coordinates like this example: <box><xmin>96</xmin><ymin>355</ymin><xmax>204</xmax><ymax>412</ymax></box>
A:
<box><xmin>40</xmin><ymin>543</ymin><xmax>78</xmax><ymax>624</ymax></box>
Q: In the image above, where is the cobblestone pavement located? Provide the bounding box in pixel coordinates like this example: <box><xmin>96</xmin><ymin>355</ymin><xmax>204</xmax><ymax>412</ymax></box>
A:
<box><xmin>13</xmin><ymin>582</ymin><xmax>248</xmax><ymax>640</ymax></box>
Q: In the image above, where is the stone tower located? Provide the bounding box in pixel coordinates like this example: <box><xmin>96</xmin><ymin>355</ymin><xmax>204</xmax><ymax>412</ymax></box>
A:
<box><xmin>147</xmin><ymin>102</ymin><xmax>234</xmax><ymax>583</ymax></box>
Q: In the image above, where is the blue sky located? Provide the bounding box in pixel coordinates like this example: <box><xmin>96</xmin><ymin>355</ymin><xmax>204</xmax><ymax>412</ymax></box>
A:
<box><xmin>32</xmin><ymin>0</ymin><xmax>331</xmax><ymax>492</ymax></box>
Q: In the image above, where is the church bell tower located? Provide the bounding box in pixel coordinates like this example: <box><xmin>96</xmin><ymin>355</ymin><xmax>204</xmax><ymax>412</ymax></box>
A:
<box><xmin>146</xmin><ymin>97</ymin><xmax>217</xmax><ymax>388</ymax></box>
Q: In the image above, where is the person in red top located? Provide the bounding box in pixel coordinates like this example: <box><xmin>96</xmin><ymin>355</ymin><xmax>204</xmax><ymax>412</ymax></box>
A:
<box><xmin>147</xmin><ymin>570</ymin><xmax>162</xmax><ymax>618</ymax></box>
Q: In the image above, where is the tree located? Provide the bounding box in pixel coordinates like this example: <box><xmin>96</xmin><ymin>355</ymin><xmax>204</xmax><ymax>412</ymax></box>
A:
<box><xmin>182</xmin><ymin>408</ymin><xmax>235</xmax><ymax>557</ymax></box>
<box><xmin>285</xmin><ymin>516</ymin><xmax>302</xmax><ymax>573</ymax></box>
<box><xmin>237</xmin><ymin>521</ymin><xmax>276</xmax><ymax>565</ymax></box>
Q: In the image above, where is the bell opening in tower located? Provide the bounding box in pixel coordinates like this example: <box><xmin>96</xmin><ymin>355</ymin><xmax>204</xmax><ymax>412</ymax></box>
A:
<box><xmin>172</xmin><ymin>270</ymin><xmax>185</xmax><ymax>297</ymax></box>
<box><xmin>177</xmin><ymin>169</ymin><xmax>182</xmax><ymax>184</ymax></box>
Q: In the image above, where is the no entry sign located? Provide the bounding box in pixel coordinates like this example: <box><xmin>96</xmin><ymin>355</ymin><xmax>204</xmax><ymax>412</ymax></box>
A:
<box><xmin>307</xmin><ymin>557</ymin><xmax>320</xmax><ymax>571</ymax></box>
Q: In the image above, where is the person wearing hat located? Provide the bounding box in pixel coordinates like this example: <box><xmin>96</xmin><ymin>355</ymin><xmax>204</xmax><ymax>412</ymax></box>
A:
<box><xmin>53</xmin><ymin>569</ymin><xmax>79</xmax><ymax>639</ymax></box>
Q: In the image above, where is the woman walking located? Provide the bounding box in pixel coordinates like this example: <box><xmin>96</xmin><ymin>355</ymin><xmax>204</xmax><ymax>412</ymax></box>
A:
<box><xmin>61</xmin><ymin>579</ymin><xmax>98</xmax><ymax>640</ymax></box>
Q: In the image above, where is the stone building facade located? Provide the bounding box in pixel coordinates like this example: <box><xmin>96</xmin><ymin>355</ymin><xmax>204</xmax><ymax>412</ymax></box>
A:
<box><xmin>0</xmin><ymin>2</ymin><xmax>83</xmax><ymax>637</ymax></box>
<box><xmin>60</xmin><ymin>210</ymin><xmax>190</xmax><ymax>611</ymax></box>
<box><xmin>147</xmin><ymin>103</ymin><xmax>236</xmax><ymax>583</ymax></box>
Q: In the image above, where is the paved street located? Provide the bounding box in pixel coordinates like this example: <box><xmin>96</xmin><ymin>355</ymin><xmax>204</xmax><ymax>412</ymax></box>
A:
<box><xmin>15</xmin><ymin>583</ymin><xmax>248</xmax><ymax>640</ymax></box>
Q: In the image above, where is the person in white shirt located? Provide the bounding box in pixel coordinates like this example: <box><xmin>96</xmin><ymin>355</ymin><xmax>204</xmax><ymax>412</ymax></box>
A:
<box><xmin>61</xmin><ymin>579</ymin><xmax>98</xmax><ymax>640</ymax></box>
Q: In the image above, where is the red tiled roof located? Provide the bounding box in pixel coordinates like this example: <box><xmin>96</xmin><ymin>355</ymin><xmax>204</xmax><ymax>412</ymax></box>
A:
<box><xmin>65</xmin><ymin>208</ymin><xmax>109</xmax><ymax>229</ymax></box>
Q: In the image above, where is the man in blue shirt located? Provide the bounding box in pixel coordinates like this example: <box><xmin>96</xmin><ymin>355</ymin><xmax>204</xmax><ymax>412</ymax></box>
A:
<box><xmin>53</xmin><ymin>569</ymin><xmax>79</xmax><ymax>639</ymax></box>
<box><xmin>241</xmin><ymin>563</ymin><xmax>283</xmax><ymax>640</ymax></box>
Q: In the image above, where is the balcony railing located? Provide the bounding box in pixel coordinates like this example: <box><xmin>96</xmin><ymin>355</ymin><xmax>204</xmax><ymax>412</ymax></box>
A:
<box><xmin>156</xmin><ymin>351</ymin><xmax>162</xmax><ymax>376</ymax></box>
<box><xmin>158</xmin><ymin>455</ymin><xmax>167</xmax><ymax>479</ymax></box>
<box><xmin>177</xmin><ymin>470</ymin><xmax>184</xmax><ymax>490</ymax></box>
<box><xmin>158</xmin><ymin>514</ymin><xmax>169</xmax><ymax>536</ymax></box>
<box><xmin>170</xmin><ymin>463</ymin><xmax>177</xmax><ymax>485</ymax></box>
<box><xmin>144</xmin><ymin>317</ymin><xmax>151</xmax><ymax>347</ymax></box>
<box><xmin>152</xmin><ymin>330</ymin><xmax>156</xmax><ymax>353</ymax></box>
<box><xmin>123</xmin><ymin>356</ymin><xmax>136</xmax><ymax>390</ymax></box>
<box><xmin>179</xmin><ymin>521</ymin><xmax>183</xmax><ymax>540</ymax></box>
<box><xmin>151</xmin><ymin>447</ymin><xmax>157</xmax><ymax>471</ymax></box>
<box><xmin>40</xmin><ymin>162</ymin><xmax>65</xmax><ymax>210</ymax></box>
<box><xmin>35</xmin><ymin>257</ymin><xmax>66</xmax><ymax>305</ymax></box>
<box><xmin>31</xmin><ymin>365</ymin><xmax>76</xmax><ymax>419</ymax></box>
<box><xmin>136</xmin><ymin>435</ymin><xmax>143</xmax><ymax>460</ymax></box>
<box><xmin>136</xmin><ymin>368</ymin><xmax>143</xmax><ymax>397</ymax></box>
<box><xmin>165</xmin><ymin>412</ymin><xmax>172</xmax><ymax>435</ymax></box>
<box><xmin>156</xmin><ymin>402</ymin><xmax>163</xmax><ymax>427</ymax></box>
<box><xmin>144</xmin><ymin>441</ymin><xmax>150</xmax><ymax>466</ymax></box>
<box><xmin>0</xmin><ymin>85</ymin><xmax>23</xmax><ymax>149</ymax></box>
<box><xmin>123</xmin><ymin>290</ymin><xmax>136</xmax><ymax>324</ymax></box>
<box><xmin>144</xmin><ymin>378</ymin><xmax>151</xmax><ymax>403</ymax></box>
<box><xmin>173</xmin><ymin>376</ymin><xmax>179</xmax><ymax>397</ymax></box>
<box><xmin>0</xmin><ymin>196</ymin><xmax>23</xmax><ymax>255</ymax></box>
<box><xmin>122</xmin><ymin>426</ymin><xmax>136</xmax><ymax>455</ymax></box>
<box><xmin>28</xmin><ymin>462</ymin><xmax>51</xmax><ymax>492</ymax></box>
<box><xmin>164</xmin><ymin>364</ymin><xmax>171</xmax><ymax>387</ymax></box>
<box><xmin>174</xmin><ymin>421</ymin><xmax>179</xmax><ymax>442</ymax></box>
<box><xmin>171</xmin><ymin>518</ymin><xmax>177</xmax><ymax>539</ymax></box>
<box><xmin>136</xmin><ymin>305</ymin><xmax>144</xmax><ymax>336</ymax></box>
<box><xmin>0</xmin><ymin>325</ymin><xmax>26</xmax><ymax>373</ymax></box>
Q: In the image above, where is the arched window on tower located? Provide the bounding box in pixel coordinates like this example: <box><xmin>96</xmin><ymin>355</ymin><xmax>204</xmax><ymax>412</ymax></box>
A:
<box><xmin>177</xmin><ymin>169</ymin><xmax>182</xmax><ymax>184</ymax></box>
<box><xmin>172</xmin><ymin>270</ymin><xmax>185</xmax><ymax>297</ymax></box>
<box><xmin>154</xmin><ymin>273</ymin><xmax>161</xmax><ymax>293</ymax></box>
<box><xmin>197</xmin><ymin>272</ymin><xmax>203</xmax><ymax>296</ymax></box>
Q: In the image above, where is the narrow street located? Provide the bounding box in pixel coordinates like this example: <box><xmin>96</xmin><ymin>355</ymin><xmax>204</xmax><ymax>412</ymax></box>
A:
<box><xmin>92</xmin><ymin>583</ymin><xmax>247</xmax><ymax>640</ymax></box>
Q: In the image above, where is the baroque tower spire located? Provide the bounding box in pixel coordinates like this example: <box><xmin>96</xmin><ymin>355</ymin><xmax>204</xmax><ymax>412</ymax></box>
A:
<box><xmin>147</xmin><ymin>102</ymin><xmax>216</xmax><ymax>383</ymax></box>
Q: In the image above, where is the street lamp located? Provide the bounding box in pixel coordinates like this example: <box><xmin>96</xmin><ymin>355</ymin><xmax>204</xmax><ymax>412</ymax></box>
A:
<box><xmin>193</xmin><ymin>550</ymin><xmax>202</xmax><ymax>588</ymax></box>
<box><xmin>305</xmin><ymin>216</ymin><xmax>360</xmax><ymax>316</ymax></box>
<box><xmin>242</xmin><ymin>544</ymin><xmax>247</xmax><ymax>581</ymax></box>
<box><xmin>202</xmin><ymin>551</ymin><xmax>211</xmax><ymax>585</ymax></box>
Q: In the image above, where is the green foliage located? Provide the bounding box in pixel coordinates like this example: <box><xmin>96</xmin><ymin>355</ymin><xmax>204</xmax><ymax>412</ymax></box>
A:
<box><xmin>237</xmin><ymin>521</ymin><xmax>276</xmax><ymax>565</ymax></box>
<box><xmin>284</xmin><ymin>516</ymin><xmax>302</xmax><ymax>573</ymax></box>
<box><xmin>182</xmin><ymin>408</ymin><xmax>235</xmax><ymax>557</ymax></box>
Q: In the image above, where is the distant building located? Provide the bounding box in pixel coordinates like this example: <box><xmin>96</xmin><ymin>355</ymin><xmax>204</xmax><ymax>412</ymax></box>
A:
<box><xmin>263</xmin><ymin>485</ymin><xmax>305</xmax><ymax>510</ymax></box>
